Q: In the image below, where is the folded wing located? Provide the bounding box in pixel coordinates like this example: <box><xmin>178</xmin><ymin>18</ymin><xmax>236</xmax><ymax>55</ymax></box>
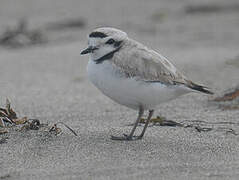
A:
<box><xmin>112</xmin><ymin>40</ymin><xmax>213</xmax><ymax>94</ymax></box>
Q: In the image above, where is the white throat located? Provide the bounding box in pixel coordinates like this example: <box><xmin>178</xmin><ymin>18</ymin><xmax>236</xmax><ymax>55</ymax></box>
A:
<box><xmin>88</xmin><ymin>38</ymin><xmax>116</xmax><ymax>61</ymax></box>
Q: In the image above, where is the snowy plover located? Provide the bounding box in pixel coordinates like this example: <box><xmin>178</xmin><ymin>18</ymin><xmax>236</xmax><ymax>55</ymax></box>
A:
<box><xmin>81</xmin><ymin>27</ymin><xmax>213</xmax><ymax>141</ymax></box>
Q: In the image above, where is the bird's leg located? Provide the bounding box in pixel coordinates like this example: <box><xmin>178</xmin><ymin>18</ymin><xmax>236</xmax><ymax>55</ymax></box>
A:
<box><xmin>111</xmin><ymin>106</ymin><xmax>144</xmax><ymax>141</ymax></box>
<box><xmin>138</xmin><ymin>110</ymin><xmax>154</xmax><ymax>139</ymax></box>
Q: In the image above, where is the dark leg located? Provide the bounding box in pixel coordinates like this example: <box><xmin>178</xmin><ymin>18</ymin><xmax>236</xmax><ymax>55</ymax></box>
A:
<box><xmin>111</xmin><ymin>106</ymin><xmax>144</xmax><ymax>141</ymax></box>
<box><xmin>138</xmin><ymin>110</ymin><xmax>154</xmax><ymax>139</ymax></box>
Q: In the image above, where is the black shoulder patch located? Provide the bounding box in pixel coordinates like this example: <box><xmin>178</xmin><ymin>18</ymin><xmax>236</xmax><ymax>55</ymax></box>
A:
<box><xmin>89</xmin><ymin>31</ymin><xmax>108</xmax><ymax>38</ymax></box>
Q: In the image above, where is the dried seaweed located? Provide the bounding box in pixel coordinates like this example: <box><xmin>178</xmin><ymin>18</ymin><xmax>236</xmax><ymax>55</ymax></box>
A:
<box><xmin>211</xmin><ymin>85</ymin><xmax>239</xmax><ymax>110</ymax></box>
<box><xmin>0</xmin><ymin>129</ymin><xmax>8</xmax><ymax>135</ymax></box>
<box><xmin>128</xmin><ymin>115</ymin><xmax>239</xmax><ymax>135</ymax></box>
<box><xmin>49</xmin><ymin>122</ymin><xmax>78</xmax><ymax>136</ymax></box>
<box><xmin>139</xmin><ymin>116</ymin><xmax>182</xmax><ymax>127</ymax></box>
<box><xmin>0</xmin><ymin>98</ymin><xmax>17</xmax><ymax>127</ymax></box>
<box><xmin>181</xmin><ymin>120</ymin><xmax>239</xmax><ymax>135</ymax></box>
<box><xmin>0</xmin><ymin>137</ymin><xmax>8</xmax><ymax>144</ymax></box>
<box><xmin>20</xmin><ymin>119</ymin><xmax>42</xmax><ymax>131</ymax></box>
<box><xmin>0</xmin><ymin>99</ymin><xmax>78</xmax><ymax>140</ymax></box>
<box><xmin>49</xmin><ymin>124</ymin><xmax>62</xmax><ymax>136</ymax></box>
<box><xmin>213</xmin><ymin>88</ymin><xmax>239</xmax><ymax>102</ymax></box>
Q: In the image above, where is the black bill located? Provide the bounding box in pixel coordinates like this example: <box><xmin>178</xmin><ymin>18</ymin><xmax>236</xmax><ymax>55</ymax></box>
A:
<box><xmin>80</xmin><ymin>46</ymin><xmax>98</xmax><ymax>55</ymax></box>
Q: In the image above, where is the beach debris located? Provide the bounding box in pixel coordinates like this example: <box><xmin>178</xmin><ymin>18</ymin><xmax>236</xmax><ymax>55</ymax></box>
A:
<box><xmin>182</xmin><ymin>120</ymin><xmax>239</xmax><ymax>135</ymax></box>
<box><xmin>0</xmin><ymin>129</ymin><xmax>8</xmax><ymax>135</ymax></box>
<box><xmin>20</xmin><ymin>119</ymin><xmax>43</xmax><ymax>131</ymax></box>
<box><xmin>0</xmin><ymin>98</ymin><xmax>28</xmax><ymax>127</ymax></box>
<box><xmin>0</xmin><ymin>137</ymin><xmax>8</xmax><ymax>144</ymax></box>
<box><xmin>0</xmin><ymin>117</ymin><xmax>12</xmax><ymax>127</ymax></box>
<box><xmin>49</xmin><ymin>122</ymin><xmax>78</xmax><ymax>136</ymax></box>
<box><xmin>184</xmin><ymin>123</ymin><xmax>213</xmax><ymax>132</ymax></box>
<box><xmin>0</xmin><ymin>19</ymin><xmax>47</xmax><ymax>48</ymax></box>
<box><xmin>128</xmin><ymin>115</ymin><xmax>239</xmax><ymax>135</ymax></box>
<box><xmin>139</xmin><ymin>116</ymin><xmax>182</xmax><ymax>127</ymax></box>
<box><xmin>211</xmin><ymin>85</ymin><xmax>239</xmax><ymax>110</ymax></box>
<box><xmin>224</xmin><ymin>128</ymin><xmax>238</xmax><ymax>135</ymax></box>
<box><xmin>49</xmin><ymin>123</ymin><xmax>62</xmax><ymax>136</ymax></box>
<box><xmin>0</xmin><ymin>98</ymin><xmax>18</xmax><ymax>127</ymax></box>
<box><xmin>12</xmin><ymin>117</ymin><xmax>28</xmax><ymax>125</ymax></box>
<box><xmin>213</xmin><ymin>86</ymin><xmax>239</xmax><ymax>102</ymax></box>
<box><xmin>0</xmin><ymin>99</ymin><xmax>77</xmax><ymax>139</ymax></box>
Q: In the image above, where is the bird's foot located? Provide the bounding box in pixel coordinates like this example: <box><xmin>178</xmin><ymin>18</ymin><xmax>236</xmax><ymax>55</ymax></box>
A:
<box><xmin>111</xmin><ymin>134</ymin><xmax>143</xmax><ymax>141</ymax></box>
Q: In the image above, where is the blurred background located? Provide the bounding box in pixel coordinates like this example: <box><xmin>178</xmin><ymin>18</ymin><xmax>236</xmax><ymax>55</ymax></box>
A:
<box><xmin>1</xmin><ymin>0</ymin><xmax>239</xmax><ymax>48</ymax></box>
<box><xmin>0</xmin><ymin>0</ymin><xmax>238</xmax><ymax>115</ymax></box>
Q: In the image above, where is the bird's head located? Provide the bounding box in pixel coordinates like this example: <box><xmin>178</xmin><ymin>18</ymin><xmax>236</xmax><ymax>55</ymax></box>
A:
<box><xmin>81</xmin><ymin>27</ymin><xmax>128</xmax><ymax>63</ymax></box>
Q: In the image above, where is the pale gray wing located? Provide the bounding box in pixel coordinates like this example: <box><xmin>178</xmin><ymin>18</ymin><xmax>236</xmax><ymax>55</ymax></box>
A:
<box><xmin>112</xmin><ymin>42</ymin><xmax>189</xmax><ymax>85</ymax></box>
<box><xmin>112</xmin><ymin>41</ymin><xmax>213</xmax><ymax>94</ymax></box>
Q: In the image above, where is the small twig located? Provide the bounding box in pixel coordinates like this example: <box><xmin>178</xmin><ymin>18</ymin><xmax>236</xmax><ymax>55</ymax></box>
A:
<box><xmin>50</xmin><ymin>122</ymin><xmax>78</xmax><ymax>136</ymax></box>
<box><xmin>28</xmin><ymin>119</ymin><xmax>40</xmax><ymax>130</ymax></box>
<box><xmin>194</xmin><ymin>126</ymin><xmax>213</xmax><ymax>132</ymax></box>
<box><xmin>217</xmin><ymin>127</ymin><xmax>238</xmax><ymax>135</ymax></box>
<box><xmin>181</xmin><ymin>119</ymin><xmax>239</xmax><ymax>126</ymax></box>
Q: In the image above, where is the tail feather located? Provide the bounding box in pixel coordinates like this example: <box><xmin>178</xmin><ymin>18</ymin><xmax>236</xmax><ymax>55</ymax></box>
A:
<box><xmin>188</xmin><ymin>82</ymin><xmax>214</xmax><ymax>95</ymax></box>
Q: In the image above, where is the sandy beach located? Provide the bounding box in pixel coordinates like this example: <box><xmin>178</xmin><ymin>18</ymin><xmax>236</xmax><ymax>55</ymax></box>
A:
<box><xmin>0</xmin><ymin>0</ymin><xmax>239</xmax><ymax>179</ymax></box>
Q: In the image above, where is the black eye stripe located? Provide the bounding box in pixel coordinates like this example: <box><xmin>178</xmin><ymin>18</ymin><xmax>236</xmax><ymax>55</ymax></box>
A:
<box><xmin>105</xmin><ymin>39</ymin><xmax>123</xmax><ymax>48</ymax></box>
<box><xmin>105</xmin><ymin>38</ymin><xmax>115</xmax><ymax>44</ymax></box>
<box><xmin>114</xmin><ymin>40</ymin><xmax>122</xmax><ymax>47</ymax></box>
<box><xmin>89</xmin><ymin>32</ymin><xmax>108</xmax><ymax>38</ymax></box>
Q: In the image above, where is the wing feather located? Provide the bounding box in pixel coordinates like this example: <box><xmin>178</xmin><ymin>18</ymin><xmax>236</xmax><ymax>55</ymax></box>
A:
<box><xmin>112</xmin><ymin>40</ymin><xmax>189</xmax><ymax>85</ymax></box>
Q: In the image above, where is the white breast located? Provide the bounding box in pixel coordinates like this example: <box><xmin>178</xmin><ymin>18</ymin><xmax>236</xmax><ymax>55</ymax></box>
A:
<box><xmin>87</xmin><ymin>60</ymin><xmax>190</xmax><ymax>110</ymax></box>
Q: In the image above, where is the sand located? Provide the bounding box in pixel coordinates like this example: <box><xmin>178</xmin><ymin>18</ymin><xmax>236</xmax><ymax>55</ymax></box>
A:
<box><xmin>0</xmin><ymin>0</ymin><xmax>239</xmax><ymax>179</ymax></box>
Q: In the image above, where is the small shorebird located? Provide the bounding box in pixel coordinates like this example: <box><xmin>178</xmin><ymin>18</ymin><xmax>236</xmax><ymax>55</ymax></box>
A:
<box><xmin>81</xmin><ymin>27</ymin><xmax>213</xmax><ymax>141</ymax></box>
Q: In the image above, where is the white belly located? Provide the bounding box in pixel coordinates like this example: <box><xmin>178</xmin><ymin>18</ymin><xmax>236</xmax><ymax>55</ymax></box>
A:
<box><xmin>87</xmin><ymin>60</ymin><xmax>190</xmax><ymax>110</ymax></box>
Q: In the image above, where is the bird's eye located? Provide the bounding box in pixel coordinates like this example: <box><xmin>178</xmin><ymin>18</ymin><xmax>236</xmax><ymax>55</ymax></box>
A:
<box><xmin>105</xmin><ymin>38</ymin><xmax>115</xmax><ymax>45</ymax></box>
